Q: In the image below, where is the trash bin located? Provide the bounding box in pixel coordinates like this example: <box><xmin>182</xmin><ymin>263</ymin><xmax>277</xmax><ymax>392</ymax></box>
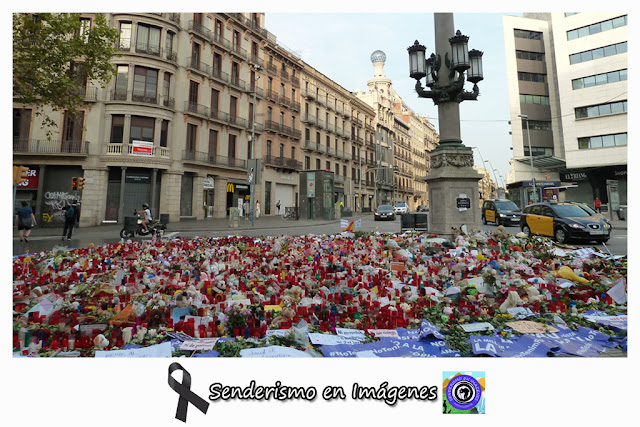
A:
<box><xmin>415</xmin><ymin>213</ymin><xmax>428</xmax><ymax>230</ymax></box>
<box><xmin>617</xmin><ymin>206</ymin><xmax>626</xmax><ymax>221</ymax></box>
<box><xmin>400</xmin><ymin>213</ymin><xmax>415</xmax><ymax>230</ymax></box>
<box><xmin>160</xmin><ymin>213</ymin><xmax>169</xmax><ymax>224</ymax></box>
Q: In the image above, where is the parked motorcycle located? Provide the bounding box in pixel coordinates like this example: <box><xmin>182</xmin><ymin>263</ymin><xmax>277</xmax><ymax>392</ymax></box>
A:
<box><xmin>119</xmin><ymin>212</ymin><xmax>167</xmax><ymax>238</ymax></box>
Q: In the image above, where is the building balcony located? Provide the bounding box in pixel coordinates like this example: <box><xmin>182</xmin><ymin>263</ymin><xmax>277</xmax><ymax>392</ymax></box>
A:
<box><xmin>263</xmin><ymin>155</ymin><xmax>302</xmax><ymax>171</ymax></box>
<box><xmin>266</xmin><ymin>62</ymin><xmax>278</xmax><ymax>75</ymax></box>
<box><xmin>184</xmin><ymin>101</ymin><xmax>210</xmax><ymax>118</ymax></box>
<box><xmin>229</xmin><ymin>75</ymin><xmax>247</xmax><ymax>91</ymax></box>
<box><xmin>103</xmin><ymin>143</ymin><xmax>170</xmax><ymax>159</ymax></box>
<box><xmin>266</xmin><ymin>89</ymin><xmax>279</xmax><ymax>102</ymax></box>
<box><xmin>291</xmin><ymin>76</ymin><xmax>300</xmax><ymax>88</ymax></box>
<box><xmin>210</xmin><ymin>110</ymin><xmax>248</xmax><ymax>129</ymax></box>
<box><xmin>73</xmin><ymin>86</ymin><xmax>97</xmax><ymax>102</ymax></box>
<box><xmin>116</xmin><ymin>38</ymin><xmax>131</xmax><ymax>52</ymax></box>
<box><xmin>182</xmin><ymin>150</ymin><xmax>246</xmax><ymax>169</ymax></box>
<box><xmin>334</xmin><ymin>175</ymin><xmax>345</xmax><ymax>184</ymax></box>
<box><xmin>212</xmin><ymin>32</ymin><xmax>231</xmax><ymax>50</ymax></box>
<box><xmin>168</xmin><ymin>13</ymin><xmax>181</xmax><ymax>25</ymax></box>
<box><xmin>134</xmin><ymin>42</ymin><xmax>161</xmax><ymax>57</ymax></box>
<box><xmin>230</xmin><ymin>43</ymin><xmax>247</xmax><ymax>60</ymax></box>
<box><xmin>301</xmin><ymin>113</ymin><xmax>316</xmax><ymax>124</ymax></box>
<box><xmin>279</xmin><ymin>95</ymin><xmax>291</xmax><ymax>108</ymax></box>
<box><xmin>14</xmin><ymin>139</ymin><xmax>90</xmax><ymax>156</ymax></box>
<box><xmin>280</xmin><ymin>69</ymin><xmax>289</xmax><ymax>81</ymax></box>
<box><xmin>189</xmin><ymin>20</ymin><xmax>212</xmax><ymax>41</ymax></box>
<box><xmin>211</xmin><ymin>67</ymin><xmax>230</xmax><ymax>85</ymax></box>
<box><xmin>291</xmin><ymin>100</ymin><xmax>300</xmax><ymax>111</ymax></box>
<box><xmin>132</xmin><ymin>91</ymin><xmax>158</xmax><ymax>105</ymax></box>
<box><xmin>165</xmin><ymin>48</ymin><xmax>177</xmax><ymax>63</ymax></box>
<box><xmin>249</xmin><ymin>54</ymin><xmax>264</xmax><ymax>68</ymax></box>
<box><xmin>187</xmin><ymin>57</ymin><xmax>211</xmax><ymax>76</ymax></box>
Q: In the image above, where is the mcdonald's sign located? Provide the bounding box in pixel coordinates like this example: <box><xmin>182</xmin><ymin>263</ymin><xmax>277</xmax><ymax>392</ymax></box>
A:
<box><xmin>226</xmin><ymin>182</ymin><xmax>235</xmax><ymax>193</ymax></box>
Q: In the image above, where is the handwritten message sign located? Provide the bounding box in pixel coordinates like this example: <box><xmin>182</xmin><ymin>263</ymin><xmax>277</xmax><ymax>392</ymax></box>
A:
<box><xmin>179</xmin><ymin>338</ymin><xmax>219</xmax><ymax>352</ymax></box>
<box><xmin>367</xmin><ymin>329</ymin><xmax>400</xmax><ymax>339</ymax></box>
<box><xmin>240</xmin><ymin>346</ymin><xmax>312</xmax><ymax>358</ymax></box>
<box><xmin>335</xmin><ymin>328</ymin><xmax>365</xmax><ymax>343</ymax></box>
<box><xmin>95</xmin><ymin>341</ymin><xmax>173</xmax><ymax>358</ymax></box>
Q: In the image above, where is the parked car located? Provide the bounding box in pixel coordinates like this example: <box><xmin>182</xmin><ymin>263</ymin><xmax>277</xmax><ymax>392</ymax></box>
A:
<box><xmin>482</xmin><ymin>199</ymin><xmax>521</xmax><ymax>226</ymax></box>
<box><xmin>520</xmin><ymin>202</ymin><xmax>611</xmax><ymax>244</ymax></box>
<box><xmin>374</xmin><ymin>205</ymin><xmax>395</xmax><ymax>221</ymax></box>
<box><xmin>417</xmin><ymin>205</ymin><xmax>429</xmax><ymax>212</ymax></box>
<box><xmin>393</xmin><ymin>201</ymin><xmax>408</xmax><ymax>214</ymax></box>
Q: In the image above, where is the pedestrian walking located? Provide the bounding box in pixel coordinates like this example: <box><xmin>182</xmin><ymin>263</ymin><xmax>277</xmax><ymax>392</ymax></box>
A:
<box><xmin>62</xmin><ymin>200</ymin><xmax>80</xmax><ymax>240</ymax></box>
<box><xmin>255</xmin><ymin>200</ymin><xmax>261</xmax><ymax>219</ymax></box>
<box><xmin>594</xmin><ymin>197</ymin><xmax>602</xmax><ymax>213</ymax></box>
<box><xmin>276</xmin><ymin>200</ymin><xmax>281</xmax><ymax>215</ymax></box>
<box><xmin>15</xmin><ymin>200</ymin><xmax>36</xmax><ymax>242</ymax></box>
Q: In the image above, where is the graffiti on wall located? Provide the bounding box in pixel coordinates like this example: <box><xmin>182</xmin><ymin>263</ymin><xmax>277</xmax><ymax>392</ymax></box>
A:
<box><xmin>42</xmin><ymin>191</ymin><xmax>80</xmax><ymax>223</ymax></box>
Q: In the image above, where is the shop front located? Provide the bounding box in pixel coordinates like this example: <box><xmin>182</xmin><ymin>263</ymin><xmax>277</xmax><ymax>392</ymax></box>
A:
<box><xmin>104</xmin><ymin>167</ymin><xmax>161</xmax><ymax>222</ymax></box>
<box><xmin>225</xmin><ymin>181</ymin><xmax>250</xmax><ymax>216</ymax></box>
<box><xmin>507</xmin><ymin>180</ymin><xmax>561</xmax><ymax>209</ymax></box>
<box><xmin>203</xmin><ymin>176</ymin><xmax>214</xmax><ymax>218</ymax></box>
<box><xmin>561</xmin><ymin>165</ymin><xmax>627</xmax><ymax>207</ymax></box>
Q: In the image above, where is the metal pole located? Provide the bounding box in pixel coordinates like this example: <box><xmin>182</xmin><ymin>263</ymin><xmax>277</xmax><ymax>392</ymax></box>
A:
<box><xmin>485</xmin><ymin>160</ymin><xmax>499</xmax><ymax>197</ymax></box>
<box><xmin>523</xmin><ymin>116</ymin><xmax>536</xmax><ymax>202</ymax></box>
<box><xmin>249</xmin><ymin>70</ymin><xmax>259</xmax><ymax>227</ymax></box>
<box><xmin>358</xmin><ymin>147</ymin><xmax>362</xmax><ymax>213</ymax></box>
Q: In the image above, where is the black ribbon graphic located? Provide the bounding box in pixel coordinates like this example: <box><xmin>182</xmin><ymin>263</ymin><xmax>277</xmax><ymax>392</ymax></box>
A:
<box><xmin>168</xmin><ymin>362</ymin><xmax>210</xmax><ymax>422</ymax></box>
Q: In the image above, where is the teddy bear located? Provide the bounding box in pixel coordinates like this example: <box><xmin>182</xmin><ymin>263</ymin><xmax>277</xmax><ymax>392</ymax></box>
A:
<box><xmin>147</xmin><ymin>308</ymin><xmax>166</xmax><ymax>329</ymax></box>
<box><xmin>93</xmin><ymin>334</ymin><xmax>109</xmax><ymax>349</ymax></box>
<box><xmin>271</xmin><ymin>307</ymin><xmax>295</xmax><ymax>328</ymax></box>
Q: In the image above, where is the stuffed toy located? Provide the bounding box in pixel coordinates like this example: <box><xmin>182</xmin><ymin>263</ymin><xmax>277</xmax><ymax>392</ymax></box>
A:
<box><xmin>93</xmin><ymin>334</ymin><xmax>109</xmax><ymax>349</ymax></box>
<box><xmin>271</xmin><ymin>306</ymin><xmax>295</xmax><ymax>328</ymax></box>
<box><xmin>557</xmin><ymin>266</ymin><xmax>590</xmax><ymax>285</ymax></box>
<box><xmin>147</xmin><ymin>308</ymin><xmax>165</xmax><ymax>329</ymax></box>
<box><xmin>525</xmin><ymin>287</ymin><xmax>544</xmax><ymax>303</ymax></box>
<box><xmin>500</xmin><ymin>290</ymin><xmax>524</xmax><ymax>313</ymax></box>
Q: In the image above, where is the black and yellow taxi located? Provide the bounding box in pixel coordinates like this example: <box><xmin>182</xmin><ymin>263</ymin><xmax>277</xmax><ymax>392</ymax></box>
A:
<box><xmin>520</xmin><ymin>202</ymin><xmax>611</xmax><ymax>243</ymax></box>
<box><xmin>481</xmin><ymin>199</ymin><xmax>521</xmax><ymax>226</ymax></box>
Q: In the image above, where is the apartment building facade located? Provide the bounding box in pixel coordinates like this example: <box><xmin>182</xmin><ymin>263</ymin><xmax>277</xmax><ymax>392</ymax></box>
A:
<box><xmin>503</xmin><ymin>13</ymin><xmax>627</xmax><ymax>208</ymax></box>
<box><xmin>14</xmin><ymin>12</ymin><xmax>402</xmax><ymax>226</ymax></box>
<box><xmin>354</xmin><ymin>50</ymin><xmax>438</xmax><ymax>211</ymax></box>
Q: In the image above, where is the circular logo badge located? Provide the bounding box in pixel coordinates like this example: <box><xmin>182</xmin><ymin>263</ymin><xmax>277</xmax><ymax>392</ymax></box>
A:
<box><xmin>445</xmin><ymin>375</ymin><xmax>482</xmax><ymax>411</ymax></box>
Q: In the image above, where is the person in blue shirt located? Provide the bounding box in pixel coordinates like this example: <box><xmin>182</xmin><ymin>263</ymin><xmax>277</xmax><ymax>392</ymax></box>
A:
<box><xmin>62</xmin><ymin>200</ymin><xmax>80</xmax><ymax>240</ymax></box>
<box><xmin>14</xmin><ymin>200</ymin><xmax>36</xmax><ymax>242</ymax></box>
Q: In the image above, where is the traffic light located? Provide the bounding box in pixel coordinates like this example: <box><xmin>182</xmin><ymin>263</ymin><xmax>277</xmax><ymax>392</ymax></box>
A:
<box><xmin>13</xmin><ymin>165</ymin><xmax>29</xmax><ymax>185</ymax></box>
<box><xmin>72</xmin><ymin>176</ymin><xmax>78</xmax><ymax>191</ymax></box>
<box><xmin>77</xmin><ymin>177</ymin><xmax>85</xmax><ymax>190</ymax></box>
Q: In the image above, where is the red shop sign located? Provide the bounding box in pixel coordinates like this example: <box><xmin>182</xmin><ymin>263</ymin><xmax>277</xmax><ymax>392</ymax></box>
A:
<box><xmin>16</xmin><ymin>168</ymin><xmax>38</xmax><ymax>189</ymax></box>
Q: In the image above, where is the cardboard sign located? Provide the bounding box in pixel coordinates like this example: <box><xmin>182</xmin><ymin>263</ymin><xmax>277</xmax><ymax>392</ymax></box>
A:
<box><xmin>391</xmin><ymin>262</ymin><xmax>405</xmax><ymax>273</ymax></box>
<box><xmin>308</xmin><ymin>333</ymin><xmax>361</xmax><ymax>346</ymax></box>
<box><xmin>506</xmin><ymin>321</ymin><xmax>559</xmax><ymax>334</ymax></box>
<box><xmin>335</xmin><ymin>328</ymin><xmax>365</xmax><ymax>342</ymax></box>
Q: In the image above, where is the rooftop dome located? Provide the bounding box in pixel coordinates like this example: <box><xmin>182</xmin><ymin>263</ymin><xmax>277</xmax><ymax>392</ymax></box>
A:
<box><xmin>370</xmin><ymin>50</ymin><xmax>386</xmax><ymax>64</ymax></box>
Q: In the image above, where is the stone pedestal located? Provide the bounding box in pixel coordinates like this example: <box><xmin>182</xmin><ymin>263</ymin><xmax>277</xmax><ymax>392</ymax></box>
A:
<box><xmin>425</xmin><ymin>147</ymin><xmax>483</xmax><ymax>238</ymax></box>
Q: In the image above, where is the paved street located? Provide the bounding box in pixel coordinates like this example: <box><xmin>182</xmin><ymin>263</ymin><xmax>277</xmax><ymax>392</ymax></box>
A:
<box><xmin>13</xmin><ymin>213</ymin><xmax>627</xmax><ymax>257</ymax></box>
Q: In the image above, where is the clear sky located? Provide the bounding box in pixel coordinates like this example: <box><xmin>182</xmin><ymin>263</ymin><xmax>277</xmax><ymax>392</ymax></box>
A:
<box><xmin>265</xmin><ymin>12</ymin><xmax>520</xmax><ymax>186</ymax></box>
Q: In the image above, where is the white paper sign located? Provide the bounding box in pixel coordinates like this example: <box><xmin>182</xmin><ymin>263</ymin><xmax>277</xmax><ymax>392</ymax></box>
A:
<box><xmin>607</xmin><ymin>279</ymin><xmax>627</xmax><ymax>304</ymax></box>
<box><xmin>335</xmin><ymin>328</ymin><xmax>365</xmax><ymax>342</ymax></box>
<box><xmin>308</xmin><ymin>333</ymin><xmax>361</xmax><ymax>345</ymax></box>
<box><xmin>95</xmin><ymin>341</ymin><xmax>173</xmax><ymax>358</ymax></box>
<box><xmin>367</xmin><ymin>329</ymin><xmax>400</xmax><ymax>339</ymax></box>
<box><xmin>265</xmin><ymin>329</ymin><xmax>288</xmax><ymax>338</ymax></box>
<box><xmin>179</xmin><ymin>338</ymin><xmax>219</xmax><ymax>351</ymax></box>
<box><xmin>460</xmin><ymin>322</ymin><xmax>495</xmax><ymax>333</ymax></box>
<box><xmin>240</xmin><ymin>346</ymin><xmax>311</xmax><ymax>358</ymax></box>
<box><xmin>507</xmin><ymin>307</ymin><xmax>535</xmax><ymax>319</ymax></box>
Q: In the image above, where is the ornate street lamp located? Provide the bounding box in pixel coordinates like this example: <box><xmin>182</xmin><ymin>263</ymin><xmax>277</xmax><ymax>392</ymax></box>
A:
<box><xmin>407</xmin><ymin>29</ymin><xmax>483</xmax><ymax>108</ymax></box>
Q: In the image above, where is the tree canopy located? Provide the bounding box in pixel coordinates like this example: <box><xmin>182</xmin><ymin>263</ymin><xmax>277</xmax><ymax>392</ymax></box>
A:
<box><xmin>13</xmin><ymin>13</ymin><xmax>120</xmax><ymax>135</ymax></box>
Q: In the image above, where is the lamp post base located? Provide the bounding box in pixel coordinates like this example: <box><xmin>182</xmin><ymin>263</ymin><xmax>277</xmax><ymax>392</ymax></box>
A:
<box><xmin>425</xmin><ymin>147</ymin><xmax>483</xmax><ymax>239</ymax></box>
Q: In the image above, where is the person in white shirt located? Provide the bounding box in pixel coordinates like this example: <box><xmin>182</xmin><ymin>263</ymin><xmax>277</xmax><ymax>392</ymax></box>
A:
<box><xmin>136</xmin><ymin>203</ymin><xmax>152</xmax><ymax>232</ymax></box>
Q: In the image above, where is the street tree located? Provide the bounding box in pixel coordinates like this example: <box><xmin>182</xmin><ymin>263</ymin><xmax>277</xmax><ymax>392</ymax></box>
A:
<box><xmin>13</xmin><ymin>13</ymin><xmax>120</xmax><ymax>138</ymax></box>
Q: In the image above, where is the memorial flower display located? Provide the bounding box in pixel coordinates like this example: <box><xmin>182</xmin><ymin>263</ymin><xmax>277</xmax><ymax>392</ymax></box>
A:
<box><xmin>12</xmin><ymin>229</ymin><xmax>627</xmax><ymax>358</ymax></box>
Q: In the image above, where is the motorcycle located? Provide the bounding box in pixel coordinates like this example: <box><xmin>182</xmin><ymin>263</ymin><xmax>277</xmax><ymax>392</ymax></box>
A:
<box><xmin>119</xmin><ymin>212</ymin><xmax>167</xmax><ymax>239</ymax></box>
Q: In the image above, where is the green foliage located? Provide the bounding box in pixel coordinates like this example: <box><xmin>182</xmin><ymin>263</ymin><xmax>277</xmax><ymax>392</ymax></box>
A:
<box><xmin>13</xmin><ymin>13</ymin><xmax>120</xmax><ymax>137</ymax></box>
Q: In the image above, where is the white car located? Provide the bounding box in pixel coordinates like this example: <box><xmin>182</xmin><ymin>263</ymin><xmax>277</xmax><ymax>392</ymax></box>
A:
<box><xmin>393</xmin><ymin>201</ymin><xmax>408</xmax><ymax>214</ymax></box>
